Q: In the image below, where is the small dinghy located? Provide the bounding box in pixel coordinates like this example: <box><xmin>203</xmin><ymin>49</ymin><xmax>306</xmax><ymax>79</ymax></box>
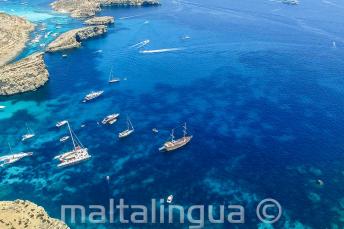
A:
<box><xmin>56</xmin><ymin>120</ymin><xmax>68</xmax><ymax>127</ymax></box>
<box><xmin>166</xmin><ymin>195</ymin><xmax>173</xmax><ymax>204</ymax></box>
<box><xmin>60</xmin><ymin>136</ymin><xmax>70</xmax><ymax>142</ymax></box>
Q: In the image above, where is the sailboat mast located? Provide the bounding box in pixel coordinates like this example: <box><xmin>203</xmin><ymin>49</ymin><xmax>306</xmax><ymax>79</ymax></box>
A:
<box><xmin>171</xmin><ymin>129</ymin><xmax>175</xmax><ymax>142</ymax></box>
<box><xmin>183</xmin><ymin>123</ymin><xmax>187</xmax><ymax>138</ymax></box>
<box><xmin>67</xmin><ymin>121</ymin><xmax>77</xmax><ymax>150</ymax></box>
<box><xmin>8</xmin><ymin>142</ymin><xmax>13</xmax><ymax>154</ymax></box>
<box><xmin>109</xmin><ymin>66</ymin><xmax>113</xmax><ymax>81</ymax></box>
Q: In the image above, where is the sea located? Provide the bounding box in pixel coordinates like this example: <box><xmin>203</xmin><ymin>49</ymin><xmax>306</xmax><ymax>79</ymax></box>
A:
<box><xmin>1</xmin><ymin>0</ymin><xmax>344</xmax><ymax>228</ymax></box>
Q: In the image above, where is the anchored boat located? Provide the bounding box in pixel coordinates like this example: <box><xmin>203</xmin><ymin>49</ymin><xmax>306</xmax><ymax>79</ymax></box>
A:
<box><xmin>118</xmin><ymin>117</ymin><xmax>134</xmax><ymax>138</ymax></box>
<box><xmin>54</xmin><ymin>121</ymin><xmax>91</xmax><ymax>168</ymax></box>
<box><xmin>0</xmin><ymin>106</ymin><xmax>5</xmax><ymax>110</ymax></box>
<box><xmin>83</xmin><ymin>91</ymin><xmax>104</xmax><ymax>102</ymax></box>
<box><xmin>159</xmin><ymin>123</ymin><xmax>192</xmax><ymax>152</ymax></box>
<box><xmin>0</xmin><ymin>143</ymin><xmax>33</xmax><ymax>167</ymax></box>
<box><xmin>102</xmin><ymin>113</ymin><xmax>119</xmax><ymax>125</ymax></box>
<box><xmin>22</xmin><ymin>123</ymin><xmax>35</xmax><ymax>141</ymax></box>
<box><xmin>108</xmin><ymin>67</ymin><xmax>120</xmax><ymax>83</ymax></box>
<box><xmin>56</xmin><ymin>120</ymin><xmax>68</xmax><ymax>128</ymax></box>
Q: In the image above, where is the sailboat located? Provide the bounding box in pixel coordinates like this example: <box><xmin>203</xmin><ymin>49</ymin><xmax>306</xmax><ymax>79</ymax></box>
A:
<box><xmin>22</xmin><ymin>123</ymin><xmax>35</xmax><ymax>141</ymax></box>
<box><xmin>159</xmin><ymin>123</ymin><xmax>192</xmax><ymax>151</ymax></box>
<box><xmin>108</xmin><ymin>67</ymin><xmax>120</xmax><ymax>84</ymax></box>
<box><xmin>54</xmin><ymin>121</ymin><xmax>91</xmax><ymax>168</ymax></box>
<box><xmin>0</xmin><ymin>143</ymin><xmax>33</xmax><ymax>167</ymax></box>
<box><xmin>118</xmin><ymin>117</ymin><xmax>134</xmax><ymax>138</ymax></box>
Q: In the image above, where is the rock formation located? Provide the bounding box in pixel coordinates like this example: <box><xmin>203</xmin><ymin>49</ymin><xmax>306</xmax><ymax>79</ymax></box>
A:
<box><xmin>51</xmin><ymin>0</ymin><xmax>159</xmax><ymax>18</ymax></box>
<box><xmin>0</xmin><ymin>199</ymin><xmax>69</xmax><ymax>229</ymax></box>
<box><xmin>46</xmin><ymin>25</ymin><xmax>107</xmax><ymax>52</ymax></box>
<box><xmin>0</xmin><ymin>52</ymin><xmax>49</xmax><ymax>95</ymax></box>
<box><xmin>0</xmin><ymin>13</ymin><xmax>35</xmax><ymax>66</ymax></box>
<box><xmin>85</xmin><ymin>16</ymin><xmax>115</xmax><ymax>25</ymax></box>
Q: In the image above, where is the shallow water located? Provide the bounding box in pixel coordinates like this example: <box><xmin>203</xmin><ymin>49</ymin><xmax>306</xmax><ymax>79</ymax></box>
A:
<box><xmin>1</xmin><ymin>0</ymin><xmax>344</xmax><ymax>228</ymax></box>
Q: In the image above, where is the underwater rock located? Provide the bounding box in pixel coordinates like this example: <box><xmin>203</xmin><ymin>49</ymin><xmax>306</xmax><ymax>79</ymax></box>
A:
<box><xmin>0</xmin><ymin>13</ymin><xmax>35</xmax><ymax>66</ymax></box>
<box><xmin>0</xmin><ymin>199</ymin><xmax>69</xmax><ymax>228</ymax></box>
<box><xmin>85</xmin><ymin>16</ymin><xmax>115</xmax><ymax>25</ymax></box>
<box><xmin>0</xmin><ymin>52</ymin><xmax>49</xmax><ymax>95</ymax></box>
<box><xmin>51</xmin><ymin>0</ymin><xmax>159</xmax><ymax>18</ymax></box>
<box><xmin>46</xmin><ymin>26</ymin><xmax>107</xmax><ymax>52</ymax></box>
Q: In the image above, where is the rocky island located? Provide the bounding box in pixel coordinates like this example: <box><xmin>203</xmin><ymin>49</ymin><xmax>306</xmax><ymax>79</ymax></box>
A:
<box><xmin>0</xmin><ymin>52</ymin><xmax>49</xmax><ymax>95</ymax></box>
<box><xmin>46</xmin><ymin>25</ymin><xmax>107</xmax><ymax>52</ymax></box>
<box><xmin>0</xmin><ymin>200</ymin><xmax>69</xmax><ymax>229</ymax></box>
<box><xmin>0</xmin><ymin>13</ymin><xmax>35</xmax><ymax>66</ymax></box>
<box><xmin>85</xmin><ymin>16</ymin><xmax>115</xmax><ymax>25</ymax></box>
<box><xmin>51</xmin><ymin>0</ymin><xmax>159</xmax><ymax>18</ymax></box>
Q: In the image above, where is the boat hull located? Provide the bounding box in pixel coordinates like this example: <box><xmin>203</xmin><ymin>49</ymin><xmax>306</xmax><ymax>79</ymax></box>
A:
<box><xmin>160</xmin><ymin>136</ymin><xmax>192</xmax><ymax>152</ymax></box>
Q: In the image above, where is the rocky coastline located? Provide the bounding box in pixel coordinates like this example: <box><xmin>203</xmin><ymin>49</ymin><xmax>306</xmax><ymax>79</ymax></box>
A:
<box><xmin>0</xmin><ymin>52</ymin><xmax>49</xmax><ymax>95</ymax></box>
<box><xmin>51</xmin><ymin>0</ymin><xmax>159</xmax><ymax>18</ymax></box>
<box><xmin>46</xmin><ymin>25</ymin><xmax>108</xmax><ymax>52</ymax></box>
<box><xmin>85</xmin><ymin>16</ymin><xmax>115</xmax><ymax>25</ymax></box>
<box><xmin>0</xmin><ymin>200</ymin><xmax>69</xmax><ymax>229</ymax></box>
<box><xmin>0</xmin><ymin>13</ymin><xmax>35</xmax><ymax>66</ymax></box>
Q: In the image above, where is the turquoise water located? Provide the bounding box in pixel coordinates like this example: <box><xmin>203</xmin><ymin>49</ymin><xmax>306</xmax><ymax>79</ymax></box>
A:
<box><xmin>1</xmin><ymin>0</ymin><xmax>344</xmax><ymax>228</ymax></box>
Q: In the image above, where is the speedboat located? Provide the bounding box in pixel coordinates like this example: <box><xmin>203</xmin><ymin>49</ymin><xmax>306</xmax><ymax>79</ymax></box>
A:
<box><xmin>56</xmin><ymin>120</ymin><xmax>68</xmax><ymax>127</ymax></box>
<box><xmin>83</xmin><ymin>91</ymin><xmax>104</xmax><ymax>102</ymax></box>
<box><xmin>59</xmin><ymin>136</ymin><xmax>70</xmax><ymax>142</ymax></box>
<box><xmin>166</xmin><ymin>195</ymin><xmax>173</xmax><ymax>204</ymax></box>
<box><xmin>102</xmin><ymin>113</ymin><xmax>119</xmax><ymax>125</ymax></box>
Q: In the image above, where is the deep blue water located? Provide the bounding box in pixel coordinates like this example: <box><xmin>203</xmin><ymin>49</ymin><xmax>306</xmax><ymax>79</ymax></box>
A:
<box><xmin>1</xmin><ymin>0</ymin><xmax>344</xmax><ymax>228</ymax></box>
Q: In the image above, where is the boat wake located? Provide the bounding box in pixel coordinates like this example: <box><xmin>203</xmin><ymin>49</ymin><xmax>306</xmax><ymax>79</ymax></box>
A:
<box><xmin>129</xmin><ymin>40</ymin><xmax>150</xmax><ymax>49</ymax></box>
<box><xmin>139</xmin><ymin>48</ymin><xmax>185</xmax><ymax>54</ymax></box>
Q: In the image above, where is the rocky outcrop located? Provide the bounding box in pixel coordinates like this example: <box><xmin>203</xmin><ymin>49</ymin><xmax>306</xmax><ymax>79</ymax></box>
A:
<box><xmin>0</xmin><ymin>52</ymin><xmax>49</xmax><ymax>95</ymax></box>
<box><xmin>0</xmin><ymin>199</ymin><xmax>69</xmax><ymax>229</ymax></box>
<box><xmin>51</xmin><ymin>0</ymin><xmax>159</xmax><ymax>18</ymax></box>
<box><xmin>46</xmin><ymin>25</ymin><xmax>107</xmax><ymax>52</ymax></box>
<box><xmin>0</xmin><ymin>13</ymin><xmax>35</xmax><ymax>66</ymax></box>
<box><xmin>85</xmin><ymin>16</ymin><xmax>115</xmax><ymax>25</ymax></box>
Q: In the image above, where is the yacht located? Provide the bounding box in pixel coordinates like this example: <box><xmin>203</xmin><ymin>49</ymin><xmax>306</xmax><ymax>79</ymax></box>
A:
<box><xmin>83</xmin><ymin>91</ymin><xmax>104</xmax><ymax>102</ymax></box>
<box><xmin>0</xmin><ymin>143</ymin><xmax>33</xmax><ymax>167</ymax></box>
<box><xmin>0</xmin><ymin>106</ymin><xmax>5</xmax><ymax>110</ymax></box>
<box><xmin>59</xmin><ymin>136</ymin><xmax>70</xmax><ymax>142</ymax></box>
<box><xmin>108</xmin><ymin>67</ymin><xmax>120</xmax><ymax>84</ymax></box>
<box><xmin>102</xmin><ymin>113</ymin><xmax>120</xmax><ymax>125</ymax></box>
<box><xmin>54</xmin><ymin>121</ymin><xmax>91</xmax><ymax>168</ymax></box>
<box><xmin>152</xmin><ymin>128</ymin><xmax>159</xmax><ymax>133</ymax></box>
<box><xmin>22</xmin><ymin>123</ymin><xmax>35</xmax><ymax>141</ymax></box>
<box><xmin>118</xmin><ymin>118</ymin><xmax>134</xmax><ymax>138</ymax></box>
<box><xmin>159</xmin><ymin>123</ymin><xmax>192</xmax><ymax>152</ymax></box>
<box><xmin>166</xmin><ymin>195</ymin><xmax>173</xmax><ymax>204</ymax></box>
<box><xmin>56</xmin><ymin>120</ymin><xmax>68</xmax><ymax>127</ymax></box>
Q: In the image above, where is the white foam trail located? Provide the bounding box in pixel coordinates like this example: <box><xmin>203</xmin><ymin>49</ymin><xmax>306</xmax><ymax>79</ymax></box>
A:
<box><xmin>129</xmin><ymin>39</ymin><xmax>150</xmax><ymax>49</ymax></box>
<box><xmin>140</xmin><ymin>48</ymin><xmax>185</xmax><ymax>54</ymax></box>
<box><xmin>119</xmin><ymin>15</ymin><xmax>143</xmax><ymax>20</ymax></box>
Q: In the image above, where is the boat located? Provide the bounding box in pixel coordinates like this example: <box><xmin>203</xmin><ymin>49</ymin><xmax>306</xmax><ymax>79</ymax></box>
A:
<box><xmin>82</xmin><ymin>91</ymin><xmax>104</xmax><ymax>102</ymax></box>
<box><xmin>59</xmin><ymin>136</ymin><xmax>70</xmax><ymax>142</ymax></box>
<box><xmin>56</xmin><ymin>120</ymin><xmax>68</xmax><ymax>127</ymax></box>
<box><xmin>22</xmin><ymin>123</ymin><xmax>35</xmax><ymax>141</ymax></box>
<box><xmin>0</xmin><ymin>143</ymin><xmax>33</xmax><ymax>167</ymax></box>
<box><xmin>102</xmin><ymin>113</ymin><xmax>119</xmax><ymax>125</ymax></box>
<box><xmin>152</xmin><ymin>128</ymin><xmax>159</xmax><ymax>133</ymax></box>
<box><xmin>0</xmin><ymin>106</ymin><xmax>5</xmax><ymax>110</ymax></box>
<box><xmin>166</xmin><ymin>195</ymin><xmax>173</xmax><ymax>204</ymax></box>
<box><xmin>108</xmin><ymin>67</ymin><xmax>120</xmax><ymax>84</ymax></box>
<box><xmin>159</xmin><ymin>123</ymin><xmax>192</xmax><ymax>152</ymax></box>
<box><xmin>118</xmin><ymin>118</ymin><xmax>134</xmax><ymax>138</ymax></box>
<box><xmin>54</xmin><ymin>121</ymin><xmax>91</xmax><ymax>168</ymax></box>
<box><xmin>282</xmin><ymin>0</ymin><xmax>299</xmax><ymax>5</ymax></box>
<box><xmin>62</xmin><ymin>54</ymin><xmax>68</xmax><ymax>58</ymax></box>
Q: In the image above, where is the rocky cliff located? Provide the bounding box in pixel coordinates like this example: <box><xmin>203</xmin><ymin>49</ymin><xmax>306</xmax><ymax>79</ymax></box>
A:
<box><xmin>0</xmin><ymin>52</ymin><xmax>49</xmax><ymax>95</ymax></box>
<box><xmin>85</xmin><ymin>16</ymin><xmax>115</xmax><ymax>25</ymax></box>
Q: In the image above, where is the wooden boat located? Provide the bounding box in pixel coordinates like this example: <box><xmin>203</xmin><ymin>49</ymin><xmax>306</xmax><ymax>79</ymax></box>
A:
<box><xmin>159</xmin><ymin>123</ymin><xmax>192</xmax><ymax>152</ymax></box>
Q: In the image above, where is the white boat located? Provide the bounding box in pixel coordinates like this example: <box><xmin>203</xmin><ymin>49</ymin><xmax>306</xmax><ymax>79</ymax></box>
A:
<box><xmin>166</xmin><ymin>195</ymin><xmax>173</xmax><ymax>204</ymax></box>
<box><xmin>22</xmin><ymin>123</ymin><xmax>35</xmax><ymax>141</ymax></box>
<box><xmin>108</xmin><ymin>67</ymin><xmax>120</xmax><ymax>84</ymax></box>
<box><xmin>54</xmin><ymin>121</ymin><xmax>91</xmax><ymax>168</ymax></box>
<box><xmin>102</xmin><ymin>113</ymin><xmax>119</xmax><ymax>125</ymax></box>
<box><xmin>59</xmin><ymin>136</ymin><xmax>70</xmax><ymax>142</ymax></box>
<box><xmin>62</xmin><ymin>54</ymin><xmax>68</xmax><ymax>58</ymax></box>
<box><xmin>118</xmin><ymin>118</ymin><xmax>134</xmax><ymax>138</ymax></box>
<box><xmin>0</xmin><ymin>106</ymin><xmax>5</xmax><ymax>110</ymax></box>
<box><xmin>83</xmin><ymin>91</ymin><xmax>104</xmax><ymax>102</ymax></box>
<box><xmin>159</xmin><ymin>123</ymin><xmax>192</xmax><ymax>152</ymax></box>
<box><xmin>56</xmin><ymin>120</ymin><xmax>68</xmax><ymax>127</ymax></box>
<box><xmin>0</xmin><ymin>143</ymin><xmax>33</xmax><ymax>167</ymax></box>
<box><xmin>152</xmin><ymin>128</ymin><xmax>159</xmax><ymax>133</ymax></box>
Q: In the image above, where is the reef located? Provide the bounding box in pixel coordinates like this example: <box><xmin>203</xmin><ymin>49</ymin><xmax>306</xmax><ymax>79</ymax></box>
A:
<box><xmin>85</xmin><ymin>16</ymin><xmax>115</xmax><ymax>25</ymax></box>
<box><xmin>51</xmin><ymin>0</ymin><xmax>159</xmax><ymax>18</ymax></box>
<box><xmin>0</xmin><ymin>52</ymin><xmax>49</xmax><ymax>95</ymax></box>
<box><xmin>46</xmin><ymin>25</ymin><xmax>107</xmax><ymax>52</ymax></box>
<box><xmin>0</xmin><ymin>199</ymin><xmax>69</xmax><ymax>229</ymax></box>
<box><xmin>0</xmin><ymin>13</ymin><xmax>35</xmax><ymax>66</ymax></box>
